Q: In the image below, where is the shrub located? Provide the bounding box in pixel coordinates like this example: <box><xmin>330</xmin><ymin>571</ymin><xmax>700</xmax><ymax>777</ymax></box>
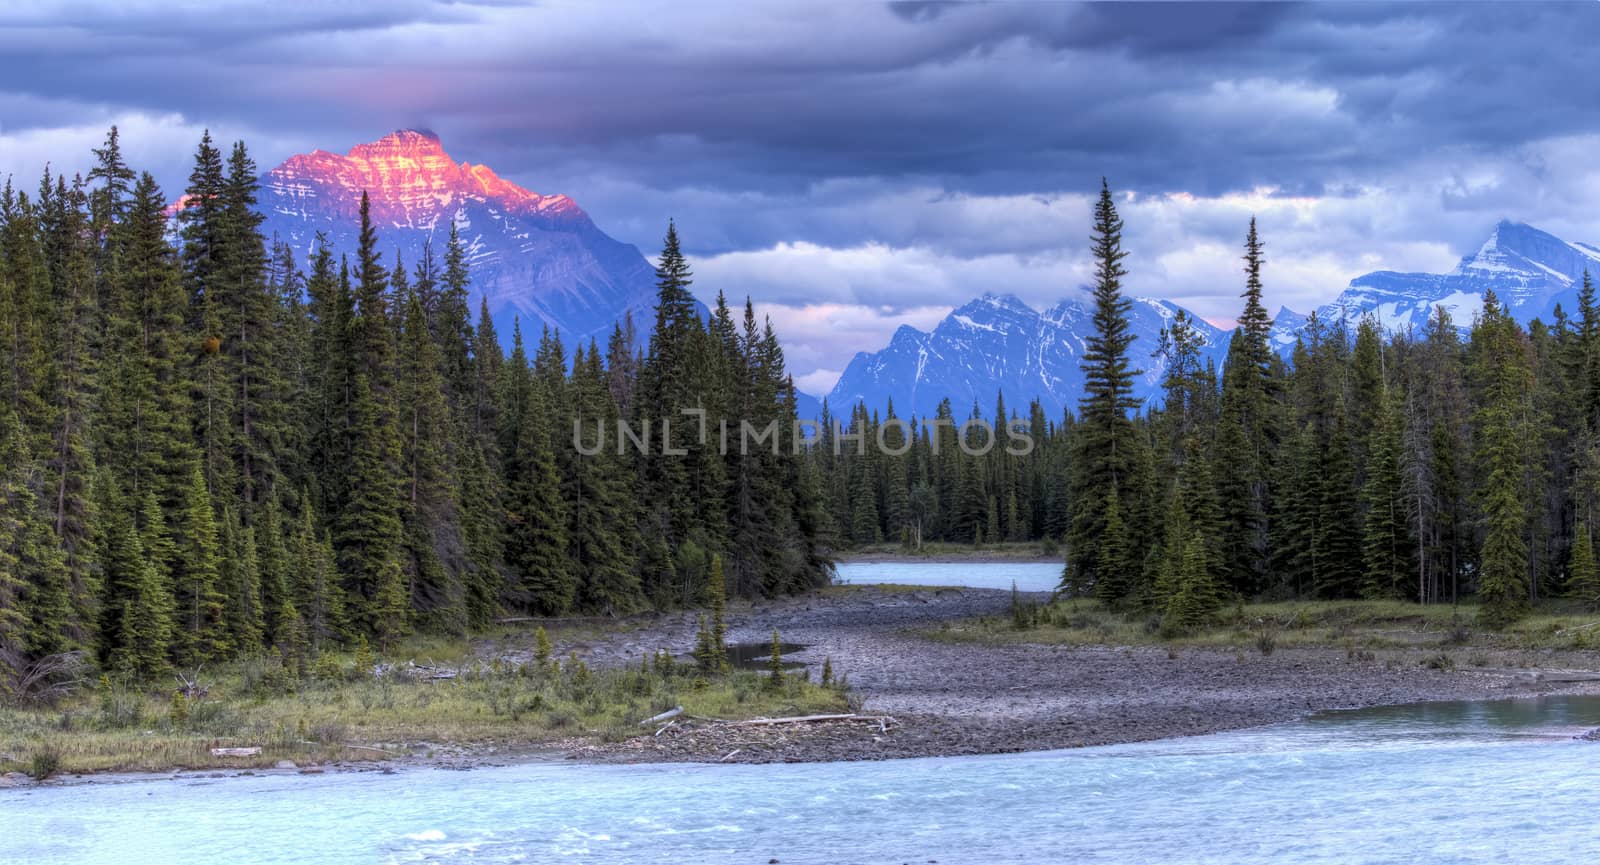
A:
<box><xmin>534</xmin><ymin>627</ymin><xmax>553</xmax><ymax>670</ymax></box>
<box><xmin>26</xmin><ymin>745</ymin><xmax>61</xmax><ymax>781</ymax></box>
<box><xmin>1</xmin><ymin>650</ymin><xmax>89</xmax><ymax>708</ymax></box>
<box><xmin>764</xmin><ymin>630</ymin><xmax>785</xmax><ymax>693</ymax></box>
<box><xmin>1254</xmin><ymin>624</ymin><xmax>1279</xmax><ymax>656</ymax></box>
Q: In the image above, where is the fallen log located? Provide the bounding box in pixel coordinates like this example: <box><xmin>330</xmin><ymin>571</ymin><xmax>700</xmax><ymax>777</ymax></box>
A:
<box><xmin>210</xmin><ymin>747</ymin><xmax>262</xmax><ymax>757</ymax></box>
<box><xmin>293</xmin><ymin>740</ymin><xmax>400</xmax><ymax>756</ymax></box>
<box><xmin>724</xmin><ymin>713</ymin><xmax>897</xmax><ymax>727</ymax></box>
<box><xmin>639</xmin><ymin>706</ymin><xmax>684</xmax><ymax>726</ymax></box>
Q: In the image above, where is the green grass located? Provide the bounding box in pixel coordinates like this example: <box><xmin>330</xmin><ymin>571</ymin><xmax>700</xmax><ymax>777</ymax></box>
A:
<box><xmin>929</xmin><ymin>597</ymin><xmax>1600</xmax><ymax>655</ymax></box>
<box><xmin>821</xmin><ymin>583</ymin><xmax>955</xmax><ymax>595</ymax></box>
<box><xmin>0</xmin><ymin>644</ymin><xmax>848</xmax><ymax>777</ymax></box>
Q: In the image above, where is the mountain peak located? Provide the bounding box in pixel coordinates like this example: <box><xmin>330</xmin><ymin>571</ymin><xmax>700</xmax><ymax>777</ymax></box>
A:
<box><xmin>267</xmin><ymin>130</ymin><xmax>582</xmax><ymax>231</ymax></box>
<box><xmin>254</xmin><ymin>129</ymin><xmax>676</xmax><ymax>352</ymax></box>
<box><xmin>348</xmin><ymin>128</ymin><xmax>447</xmax><ymax>159</ymax></box>
<box><xmin>1458</xmin><ymin>219</ymin><xmax>1582</xmax><ymax>278</ymax></box>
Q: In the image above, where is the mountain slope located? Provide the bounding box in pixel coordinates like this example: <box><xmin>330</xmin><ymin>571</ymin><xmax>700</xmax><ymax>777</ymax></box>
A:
<box><xmin>257</xmin><ymin>129</ymin><xmax>672</xmax><ymax>349</ymax></box>
<box><xmin>827</xmin><ymin>292</ymin><xmax>1229</xmax><ymax>421</ymax></box>
<box><xmin>1310</xmin><ymin>220</ymin><xmax>1600</xmax><ymax>336</ymax></box>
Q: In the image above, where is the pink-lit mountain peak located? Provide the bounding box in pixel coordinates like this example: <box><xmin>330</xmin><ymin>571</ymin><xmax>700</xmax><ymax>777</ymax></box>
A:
<box><xmin>267</xmin><ymin>129</ymin><xmax>580</xmax><ymax>226</ymax></box>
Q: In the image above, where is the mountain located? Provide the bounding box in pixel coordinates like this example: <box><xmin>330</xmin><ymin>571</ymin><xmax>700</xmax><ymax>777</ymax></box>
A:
<box><xmin>256</xmin><ymin>129</ymin><xmax>675</xmax><ymax>349</ymax></box>
<box><xmin>824</xmin><ymin>221</ymin><xmax>1600</xmax><ymax>421</ymax></box>
<box><xmin>1308</xmin><ymin>220</ymin><xmax>1600</xmax><ymax>337</ymax></box>
<box><xmin>826</xmin><ymin>292</ymin><xmax>1230</xmax><ymax>421</ymax></box>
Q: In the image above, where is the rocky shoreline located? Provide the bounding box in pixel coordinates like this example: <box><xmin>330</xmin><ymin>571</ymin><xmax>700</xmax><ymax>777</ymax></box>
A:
<box><xmin>14</xmin><ymin>585</ymin><xmax>1600</xmax><ymax>788</ymax></box>
<box><xmin>556</xmin><ymin>586</ymin><xmax>1600</xmax><ymax>764</ymax></box>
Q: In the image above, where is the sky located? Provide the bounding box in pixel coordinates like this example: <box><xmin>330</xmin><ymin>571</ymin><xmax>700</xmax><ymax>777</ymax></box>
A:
<box><xmin>5</xmin><ymin>1</ymin><xmax>1600</xmax><ymax>395</ymax></box>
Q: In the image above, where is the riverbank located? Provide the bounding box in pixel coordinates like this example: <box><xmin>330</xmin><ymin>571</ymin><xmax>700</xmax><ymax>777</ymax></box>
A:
<box><xmin>7</xmin><ymin>585</ymin><xmax>1600</xmax><ymax>784</ymax></box>
<box><xmin>562</xmin><ymin>586</ymin><xmax>1600</xmax><ymax>763</ymax></box>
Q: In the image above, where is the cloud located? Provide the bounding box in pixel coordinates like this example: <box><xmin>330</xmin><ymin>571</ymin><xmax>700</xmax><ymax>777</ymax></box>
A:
<box><xmin>757</xmin><ymin>302</ymin><xmax>954</xmax><ymax>396</ymax></box>
<box><xmin>5</xmin><ymin>2</ymin><xmax>1600</xmax><ymax>387</ymax></box>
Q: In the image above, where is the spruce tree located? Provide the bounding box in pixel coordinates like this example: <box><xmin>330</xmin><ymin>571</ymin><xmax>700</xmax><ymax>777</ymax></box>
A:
<box><xmin>1214</xmin><ymin>218</ymin><xmax>1278</xmax><ymax>594</ymax></box>
<box><xmin>1068</xmin><ymin>180</ymin><xmax>1143</xmax><ymax>590</ymax></box>
<box><xmin>1568</xmin><ymin>525</ymin><xmax>1600</xmax><ymax>611</ymax></box>
<box><xmin>567</xmin><ymin>343</ymin><xmax>643</xmax><ymax>613</ymax></box>
<box><xmin>398</xmin><ymin>291</ymin><xmax>463</xmax><ymax>628</ymax></box>
<box><xmin>173</xmin><ymin>464</ymin><xmax>228</xmax><ymax>663</ymax></box>
<box><xmin>337</xmin><ymin>372</ymin><xmax>409</xmax><ymax>642</ymax></box>
<box><xmin>229</xmin><ymin>515</ymin><xmax>267</xmax><ymax>655</ymax></box>
<box><xmin>502</xmin><ymin>336</ymin><xmax>576</xmax><ymax>615</ymax></box>
<box><xmin>1161</xmin><ymin>530</ymin><xmax>1224</xmax><ymax>636</ymax></box>
<box><xmin>293</xmin><ymin>503</ymin><xmax>346</xmax><ymax>651</ymax></box>
<box><xmin>1473</xmin><ymin>290</ymin><xmax>1533</xmax><ymax>627</ymax></box>
<box><xmin>1093</xmin><ymin>486</ymin><xmax>1134</xmax><ymax>604</ymax></box>
<box><xmin>100</xmin><ymin>493</ymin><xmax>174</xmax><ymax>679</ymax></box>
<box><xmin>0</xmin><ymin>410</ymin><xmax>72</xmax><ymax>660</ymax></box>
<box><xmin>1360</xmin><ymin>384</ymin><xmax>1412</xmax><ymax>599</ymax></box>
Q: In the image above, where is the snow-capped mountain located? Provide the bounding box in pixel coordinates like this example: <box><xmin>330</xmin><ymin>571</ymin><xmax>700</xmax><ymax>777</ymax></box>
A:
<box><xmin>824</xmin><ymin>221</ymin><xmax>1600</xmax><ymax>420</ymax></box>
<box><xmin>825</xmin><ymin>292</ymin><xmax>1230</xmax><ymax>421</ymax></box>
<box><xmin>1306</xmin><ymin>220</ymin><xmax>1600</xmax><ymax>337</ymax></box>
<box><xmin>257</xmin><ymin>129</ymin><xmax>671</xmax><ymax>349</ymax></box>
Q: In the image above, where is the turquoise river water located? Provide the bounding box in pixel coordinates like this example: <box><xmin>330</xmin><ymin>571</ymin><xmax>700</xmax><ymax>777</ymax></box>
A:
<box><xmin>4</xmin><ymin>696</ymin><xmax>1599</xmax><ymax>864</ymax></box>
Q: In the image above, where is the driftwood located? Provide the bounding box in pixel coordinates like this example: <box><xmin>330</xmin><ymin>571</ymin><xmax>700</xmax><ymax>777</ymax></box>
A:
<box><xmin>210</xmin><ymin>747</ymin><xmax>262</xmax><ymax>757</ymax></box>
<box><xmin>724</xmin><ymin>713</ymin><xmax>896</xmax><ymax>728</ymax></box>
<box><xmin>718</xmin><ymin>749</ymin><xmax>743</xmax><ymax>762</ymax></box>
<box><xmin>294</xmin><ymin>740</ymin><xmax>399</xmax><ymax>756</ymax></box>
<box><xmin>174</xmin><ymin>667</ymin><xmax>210</xmax><ymax>700</ymax></box>
<box><xmin>639</xmin><ymin>706</ymin><xmax>684</xmax><ymax>726</ymax></box>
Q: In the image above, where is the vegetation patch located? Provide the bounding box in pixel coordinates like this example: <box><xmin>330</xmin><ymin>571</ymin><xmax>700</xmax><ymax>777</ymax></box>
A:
<box><xmin>931</xmin><ymin>597</ymin><xmax>1600</xmax><ymax>656</ymax></box>
<box><xmin>0</xmin><ymin>635</ymin><xmax>847</xmax><ymax>777</ymax></box>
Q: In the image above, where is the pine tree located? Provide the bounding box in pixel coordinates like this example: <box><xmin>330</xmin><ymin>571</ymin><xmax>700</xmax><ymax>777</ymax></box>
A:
<box><xmin>1093</xmin><ymin>486</ymin><xmax>1134</xmax><ymax>604</ymax></box>
<box><xmin>292</xmin><ymin>503</ymin><xmax>345</xmax><ymax>651</ymax></box>
<box><xmin>1214</xmin><ymin>218</ymin><xmax>1278</xmax><ymax>594</ymax></box>
<box><xmin>221</xmin><ymin>513</ymin><xmax>265</xmax><ymax>656</ymax></box>
<box><xmin>1068</xmin><ymin>180</ymin><xmax>1143</xmax><ymax>590</ymax></box>
<box><xmin>337</xmin><ymin>372</ymin><xmax>409</xmax><ymax>642</ymax></box>
<box><xmin>1568</xmin><ymin>525</ymin><xmax>1600</xmax><ymax>611</ymax></box>
<box><xmin>1361</xmin><ymin>384</ymin><xmax>1412</xmax><ymax>599</ymax></box>
<box><xmin>567</xmin><ymin>343</ymin><xmax>642</xmax><ymax>613</ymax></box>
<box><xmin>398</xmin><ymin>291</ymin><xmax>463</xmax><ymax>629</ymax></box>
<box><xmin>1161</xmin><ymin>530</ymin><xmax>1224</xmax><ymax>636</ymax></box>
<box><xmin>100</xmin><ymin>491</ymin><xmax>174</xmax><ymax>679</ymax></box>
<box><xmin>40</xmin><ymin>174</ymin><xmax>100</xmax><ymax>644</ymax></box>
<box><xmin>172</xmin><ymin>464</ymin><xmax>228</xmax><ymax>663</ymax></box>
<box><xmin>702</xmin><ymin>553</ymin><xmax>730</xmax><ymax>672</ymax></box>
<box><xmin>764</xmin><ymin>628</ymin><xmax>785</xmax><ymax>692</ymax></box>
<box><xmin>1473</xmin><ymin>290</ymin><xmax>1533</xmax><ymax>628</ymax></box>
<box><xmin>0</xmin><ymin>409</ymin><xmax>72</xmax><ymax>661</ymax></box>
<box><xmin>636</xmin><ymin>221</ymin><xmax>704</xmax><ymax>590</ymax></box>
<box><xmin>216</xmin><ymin>140</ymin><xmax>282</xmax><ymax>509</ymax></box>
<box><xmin>502</xmin><ymin>334</ymin><xmax>576</xmax><ymax>615</ymax></box>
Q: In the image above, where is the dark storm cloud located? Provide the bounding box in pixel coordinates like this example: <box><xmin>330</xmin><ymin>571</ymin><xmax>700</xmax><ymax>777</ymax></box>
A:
<box><xmin>5</xmin><ymin>2</ymin><xmax>1598</xmax><ymax>207</ymax></box>
<box><xmin>5</xmin><ymin>1</ymin><xmax>1600</xmax><ymax>362</ymax></box>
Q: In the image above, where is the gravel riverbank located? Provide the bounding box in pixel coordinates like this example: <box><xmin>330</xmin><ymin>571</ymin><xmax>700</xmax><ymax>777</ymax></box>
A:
<box><xmin>558</xmin><ymin>586</ymin><xmax>1600</xmax><ymax>764</ymax></box>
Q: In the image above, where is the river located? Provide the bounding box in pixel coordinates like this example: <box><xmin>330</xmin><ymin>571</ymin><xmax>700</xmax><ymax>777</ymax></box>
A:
<box><xmin>5</xmin><ymin>696</ymin><xmax>1598</xmax><ymax>864</ymax></box>
<box><xmin>834</xmin><ymin>560</ymin><xmax>1060</xmax><ymax>592</ymax></box>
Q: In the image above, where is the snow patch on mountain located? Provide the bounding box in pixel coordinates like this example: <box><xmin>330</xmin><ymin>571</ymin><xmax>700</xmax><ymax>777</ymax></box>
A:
<box><xmin>254</xmin><ymin>129</ymin><xmax>682</xmax><ymax>350</ymax></box>
<box><xmin>828</xmin><ymin>292</ymin><xmax>1229</xmax><ymax>420</ymax></box>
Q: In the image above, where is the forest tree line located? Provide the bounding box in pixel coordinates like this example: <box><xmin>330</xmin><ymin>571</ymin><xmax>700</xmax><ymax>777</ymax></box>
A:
<box><xmin>812</xmin><ymin>182</ymin><xmax>1600</xmax><ymax>630</ymax></box>
<box><xmin>0</xmin><ymin>128</ymin><xmax>829</xmax><ymax>686</ymax></box>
